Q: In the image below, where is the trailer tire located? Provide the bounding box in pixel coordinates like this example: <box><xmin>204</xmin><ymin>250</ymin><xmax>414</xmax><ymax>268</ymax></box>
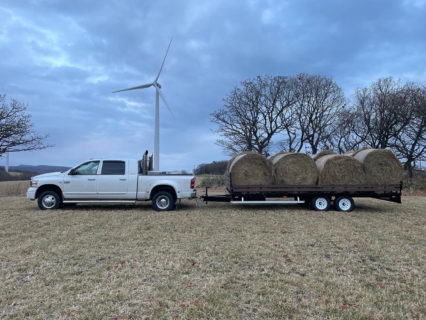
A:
<box><xmin>334</xmin><ymin>196</ymin><xmax>354</xmax><ymax>212</ymax></box>
<box><xmin>311</xmin><ymin>196</ymin><xmax>330</xmax><ymax>211</ymax></box>
<box><xmin>152</xmin><ymin>191</ymin><xmax>175</xmax><ymax>211</ymax></box>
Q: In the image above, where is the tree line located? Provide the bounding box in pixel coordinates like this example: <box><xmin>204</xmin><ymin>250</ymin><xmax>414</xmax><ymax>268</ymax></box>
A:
<box><xmin>211</xmin><ymin>75</ymin><xmax>425</xmax><ymax>177</ymax></box>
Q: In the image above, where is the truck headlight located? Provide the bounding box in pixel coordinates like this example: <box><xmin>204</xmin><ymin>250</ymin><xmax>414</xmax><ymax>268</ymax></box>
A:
<box><xmin>31</xmin><ymin>180</ymin><xmax>38</xmax><ymax>187</ymax></box>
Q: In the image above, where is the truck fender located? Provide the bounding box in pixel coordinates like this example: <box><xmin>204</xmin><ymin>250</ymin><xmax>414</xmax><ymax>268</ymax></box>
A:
<box><xmin>149</xmin><ymin>181</ymin><xmax>178</xmax><ymax>200</ymax></box>
<box><xmin>35</xmin><ymin>184</ymin><xmax>64</xmax><ymax>201</ymax></box>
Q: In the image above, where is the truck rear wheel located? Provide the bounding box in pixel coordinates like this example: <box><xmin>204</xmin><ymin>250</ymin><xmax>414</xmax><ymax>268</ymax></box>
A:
<box><xmin>334</xmin><ymin>196</ymin><xmax>354</xmax><ymax>212</ymax></box>
<box><xmin>312</xmin><ymin>196</ymin><xmax>330</xmax><ymax>211</ymax></box>
<box><xmin>38</xmin><ymin>190</ymin><xmax>61</xmax><ymax>210</ymax></box>
<box><xmin>152</xmin><ymin>191</ymin><xmax>175</xmax><ymax>211</ymax></box>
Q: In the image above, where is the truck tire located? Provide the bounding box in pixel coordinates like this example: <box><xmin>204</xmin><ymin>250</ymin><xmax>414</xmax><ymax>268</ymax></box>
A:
<box><xmin>38</xmin><ymin>190</ymin><xmax>61</xmax><ymax>210</ymax></box>
<box><xmin>334</xmin><ymin>196</ymin><xmax>354</xmax><ymax>212</ymax></box>
<box><xmin>152</xmin><ymin>191</ymin><xmax>175</xmax><ymax>211</ymax></box>
<box><xmin>311</xmin><ymin>196</ymin><xmax>330</xmax><ymax>211</ymax></box>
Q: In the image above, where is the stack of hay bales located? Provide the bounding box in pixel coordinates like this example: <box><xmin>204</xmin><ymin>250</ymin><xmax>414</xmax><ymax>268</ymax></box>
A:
<box><xmin>226</xmin><ymin>152</ymin><xmax>273</xmax><ymax>186</ymax></box>
<box><xmin>271</xmin><ymin>152</ymin><xmax>318</xmax><ymax>185</ymax></box>
<box><xmin>226</xmin><ymin>148</ymin><xmax>402</xmax><ymax>187</ymax></box>
<box><xmin>353</xmin><ymin>148</ymin><xmax>402</xmax><ymax>185</ymax></box>
<box><xmin>315</xmin><ymin>154</ymin><xmax>365</xmax><ymax>185</ymax></box>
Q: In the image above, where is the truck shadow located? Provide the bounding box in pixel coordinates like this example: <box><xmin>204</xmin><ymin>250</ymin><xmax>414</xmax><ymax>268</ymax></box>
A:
<box><xmin>62</xmin><ymin>203</ymin><xmax>153</xmax><ymax>211</ymax></box>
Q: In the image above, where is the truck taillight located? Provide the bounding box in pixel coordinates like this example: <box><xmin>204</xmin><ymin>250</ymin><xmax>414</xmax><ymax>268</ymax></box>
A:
<box><xmin>190</xmin><ymin>178</ymin><xmax>195</xmax><ymax>189</ymax></box>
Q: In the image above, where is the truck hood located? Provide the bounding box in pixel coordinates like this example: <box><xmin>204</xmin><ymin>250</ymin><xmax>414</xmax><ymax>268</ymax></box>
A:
<box><xmin>32</xmin><ymin>172</ymin><xmax>64</xmax><ymax>180</ymax></box>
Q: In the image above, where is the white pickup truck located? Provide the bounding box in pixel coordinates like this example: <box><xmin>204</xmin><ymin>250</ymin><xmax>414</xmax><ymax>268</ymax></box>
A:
<box><xmin>27</xmin><ymin>157</ymin><xmax>196</xmax><ymax>211</ymax></box>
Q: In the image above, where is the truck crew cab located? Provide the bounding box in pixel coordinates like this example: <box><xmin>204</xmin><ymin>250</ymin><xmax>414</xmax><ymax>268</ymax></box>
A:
<box><xmin>27</xmin><ymin>153</ymin><xmax>196</xmax><ymax>211</ymax></box>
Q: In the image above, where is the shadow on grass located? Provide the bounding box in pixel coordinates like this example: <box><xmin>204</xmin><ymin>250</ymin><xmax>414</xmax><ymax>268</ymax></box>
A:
<box><xmin>63</xmin><ymin>203</ymin><xmax>153</xmax><ymax>211</ymax></box>
<box><xmin>56</xmin><ymin>198</ymin><xmax>398</xmax><ymax>214</ymax></box>
<box><xmin>59</xmin><ymin>202</ymin><xmax>310</xmax><ymax>213</ymax></box>
<box><xmin>62</xmin><ymin>201</ymin><xmax>200</xmax><ymax>212</ymax></box>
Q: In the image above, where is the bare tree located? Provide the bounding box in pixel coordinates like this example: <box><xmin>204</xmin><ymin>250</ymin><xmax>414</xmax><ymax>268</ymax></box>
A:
<box><xmin>0</xmin><ymin>95</ymin><xmax>50</xmax><ymax>156</ymax></box>
<box><xmin>391</xmin><ymin>85</ymin><xmax>426</xmax><ymax>177</ymax></box>
<box><xmin>329</xmin><ymin>108</ymin><xmax>367</xmax><ymax>153</ymax></box>
<box><xmin>354</xmin><ymin>77</ymin><xmax>412</xmax><ymax>149</ymax></box>
<box><xmin>291</xmin><ymin>74</ymin><xmax>346</xmax><ymax>154</ymax></box>
<box><xmin>211</xmin><ymin>76</ymin><xmax>297</xmax><ymax>156</ymax></box>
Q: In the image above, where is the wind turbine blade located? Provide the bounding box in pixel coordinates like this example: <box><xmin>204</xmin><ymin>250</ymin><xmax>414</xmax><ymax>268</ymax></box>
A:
<box><xmin>156</xmin><ymin>86</ymin><xmax>175</xmax><ymax>118</ymax></box>
<box><xmin>155</xmin><ymin>38</ymin><xmax>173</xmax><ymax>82</ymax></box>
<box><xmin>112</xmin><ymin>83</ymin><xmax>153</xmax><ymax>93</ymax></box>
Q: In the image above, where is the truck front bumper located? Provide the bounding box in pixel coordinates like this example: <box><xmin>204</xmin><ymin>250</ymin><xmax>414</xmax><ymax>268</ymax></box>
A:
<box><xmin>26</xmin><ymin>187</ymin><xmax>37</xmax><ymax>200</ymax></box>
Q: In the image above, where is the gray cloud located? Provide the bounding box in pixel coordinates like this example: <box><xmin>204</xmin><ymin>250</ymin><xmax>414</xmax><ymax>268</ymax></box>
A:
<box><xmin>0</xmin><ymin>0</ymin><xmax>425</xmax><ymax>169</ymax></box>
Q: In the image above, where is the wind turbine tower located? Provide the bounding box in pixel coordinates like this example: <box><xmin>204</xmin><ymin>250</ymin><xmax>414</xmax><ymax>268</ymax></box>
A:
<box><xmin>113</xmin><ymin>39</ymin><xmax>174</xmax><ymax>171</ymax></box>
<box><xmin>5</xmin><ymin>152</ymin><xmax>9</xmax><ymax>173</ymax></box>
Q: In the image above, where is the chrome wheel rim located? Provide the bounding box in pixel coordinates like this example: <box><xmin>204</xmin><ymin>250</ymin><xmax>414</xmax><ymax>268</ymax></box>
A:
<box><xmin>42</xmin><ymin>195</ymin><xmax>56</xmax><ymax>209</ymax></box>
<box><xmin>315</xmin><ymin>197</ymin><xmax>328</xmax><ymax>210</ymax></box>
<box><xmin>156</xmin><ymin>196</ymin><xmax>170</xmax><ymax>210</ymax></box>
<box><xmin>339</xmin><ymin>198</ymin><xmax>351</xmax><ymax>211</ymax></box>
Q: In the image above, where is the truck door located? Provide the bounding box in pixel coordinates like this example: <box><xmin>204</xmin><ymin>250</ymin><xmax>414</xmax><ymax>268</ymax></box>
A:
<box><xmin>62</xmin><ymin>160</ymin><xmax>100</xmax><ymax>199</ymax></box>
<box><xmin>97</xmin><ymin>160</ymin><xmax>129</xmax><ymax>199</ymax></box>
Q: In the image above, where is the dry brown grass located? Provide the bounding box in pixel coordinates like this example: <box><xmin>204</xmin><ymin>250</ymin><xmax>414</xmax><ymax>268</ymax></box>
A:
<box><xmin>0</xmin><ymin>180</ymin><xmax>29</xmax><ymax>197</ymax></box>
<box><xmin>1</xmin><ymin>195</ymin><xmax>425</xmax><ymax>319</ymax></box>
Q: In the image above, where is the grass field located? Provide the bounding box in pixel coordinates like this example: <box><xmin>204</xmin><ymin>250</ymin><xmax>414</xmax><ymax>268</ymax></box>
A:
<box><xmin>0</xmin><ymin>180</ymin><xmax>29</xmax><ymax>197</ymax></box>
<box><xmin>1</xmin><ymin>192</ymin><xmax>425</xmax><ymax>319</ymax></box>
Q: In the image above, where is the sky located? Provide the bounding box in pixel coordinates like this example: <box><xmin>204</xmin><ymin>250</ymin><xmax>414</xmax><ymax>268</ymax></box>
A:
<box><xmin>0</xmin><ymin>0</ymin><xmax>425</xmax><ymax>170</ymax></box>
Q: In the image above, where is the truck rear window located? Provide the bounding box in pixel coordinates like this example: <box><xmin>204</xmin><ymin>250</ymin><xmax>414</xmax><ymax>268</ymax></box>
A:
<box><xmin>101</xmin><ymin>161</ymin><xmax>125</xmax><ymax>175</ymax></box>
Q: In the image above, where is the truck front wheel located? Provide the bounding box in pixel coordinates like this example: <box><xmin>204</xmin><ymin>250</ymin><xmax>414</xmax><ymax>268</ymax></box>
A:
<box><xmin>152</xmin><ymin>191</ymin><xmax>175</xmax><ymax>211</ymax></box>
<box><xmin>38</xmin><ymin>190</ymin><xmax>61</xmax><ymax>210</ymax></box>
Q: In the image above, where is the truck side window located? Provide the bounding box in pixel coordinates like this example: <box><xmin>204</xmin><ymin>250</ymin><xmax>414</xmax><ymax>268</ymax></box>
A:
<box><xmin>101</xmin><ymin>161</ymin><xmax>126</xmax><ymax>175</ymax></box>
<box><xmin>74</xmin><ymin>161</ymin><xmax>100</xmax><ymax>175</ymax></box>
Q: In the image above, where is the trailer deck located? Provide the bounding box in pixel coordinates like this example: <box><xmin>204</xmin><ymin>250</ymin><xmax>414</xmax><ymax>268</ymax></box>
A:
<box><xmin>201</xmin><ymin>173</ymin><xmax>402</xmax><ymax>211</ymax></box>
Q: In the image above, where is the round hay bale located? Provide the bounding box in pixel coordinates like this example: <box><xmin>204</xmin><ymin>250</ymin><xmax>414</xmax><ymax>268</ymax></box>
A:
<box><xmin>269</xmin><ymin>152</ymin><xmax>290</xmax><ymax>163</ymax></box>
<box><xmin>271</xmin><ymin>153</ymin><xmax>318</xmax><ymax>185</ymax></box>
<box><xmin>354</xmin><ymin>149</ymin><xmax>402</xmax><ymax>185</ymax></box>
<box><xmin>312</xmin><ymin>150</ymin><xmax>336</xmax><ymax>161</ymax></box>
<box><xmin>226</xmin><ymin>151</ymin><xmax>258</xmax><ymax>172</ymax></box>
<box><xmin>316</xmin><ymin>154</ymin><xmax>366</xmax><ymax>185</ymax></box>
<box><xmin>344</xmin><ymin>150</ymin><xmax>355</xmax><ymax>156</ymax></box>
<box><xmin>228</xmin><ymin>153</ymin><xmax>273</xmax><ymax>186</ymax></box>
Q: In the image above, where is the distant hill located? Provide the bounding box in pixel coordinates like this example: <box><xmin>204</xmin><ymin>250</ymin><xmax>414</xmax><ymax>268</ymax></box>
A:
<box><xmin>0</xmin><ymin>165</ymin><xmax>70</xmax><ymax>174</ymax></box>
<box><xmin>0</xmin><ymin>167</ymin><xmax>35</xmax><ymax>181</ymax></box>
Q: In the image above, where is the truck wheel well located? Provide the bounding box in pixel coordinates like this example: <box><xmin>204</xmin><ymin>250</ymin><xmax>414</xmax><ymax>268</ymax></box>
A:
<box><xmin>150</xmin><ymin>185</ymin><xmax>177</xmax><ymax>201</ymax></box>
<box><xmin>36</xmin><ymin>185</ymin><xmax>63</xmax><ymax>201</ymax></box>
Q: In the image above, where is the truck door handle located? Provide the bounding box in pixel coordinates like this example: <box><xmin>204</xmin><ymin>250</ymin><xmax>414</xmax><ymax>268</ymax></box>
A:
<box><xmin>120</xmin><ymin>178</ymin><xmax>127</xmax><ymax>181</ymax></box>
<box><xmin>88</xmin><ymin>178</ymin><xmax>96</xmax><ymax>181</ymax></box>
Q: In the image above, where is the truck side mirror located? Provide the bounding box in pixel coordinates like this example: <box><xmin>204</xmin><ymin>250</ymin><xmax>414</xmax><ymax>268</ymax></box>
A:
<box><xmin>69</xmin><ymin>169</ymin><xmax>75</xmax><ymax>175</ymax></box>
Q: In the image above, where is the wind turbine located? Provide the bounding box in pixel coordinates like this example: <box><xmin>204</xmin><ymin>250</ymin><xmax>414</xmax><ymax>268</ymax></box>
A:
<box><xmin>5</xmin><ymin>152</ymin><xmax>9</xmax><ymax>173</ymax></box>
<box><xmin>113</xmin><ymin>39</ymin><xmax>174</xmax><ymax>171</ymax></box>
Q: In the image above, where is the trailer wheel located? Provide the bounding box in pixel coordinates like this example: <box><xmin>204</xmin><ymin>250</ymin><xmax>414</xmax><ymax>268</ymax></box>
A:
<box><xmin>334</xmin><ymin>196</ymin><xmax>354</xmax><ymax>212</ymax></box>
<box><xmin>312</xmin><ymin>196</ymin><xmax>330</xmax><ymax>211</ymax></box>
<box><xmin>152</xmin><ymin>191</ymin><xmax>175</xmax><ymax>211</ymax></box>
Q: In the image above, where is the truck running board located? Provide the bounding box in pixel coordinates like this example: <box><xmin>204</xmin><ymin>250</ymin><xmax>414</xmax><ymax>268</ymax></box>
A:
<box><xmin>230</xmin><ymin>197</ymin><xmax>305</xmax><ymax>205</ymax></box>
<box><xmin>63</xmin><ymin>200</ymin><xmax>136</xmax><ymax>204</ymax></box>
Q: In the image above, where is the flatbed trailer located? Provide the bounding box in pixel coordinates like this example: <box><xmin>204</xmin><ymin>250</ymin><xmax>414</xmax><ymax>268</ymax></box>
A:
<box><xmin>201</xmin><ymin>174</ymin><xmax>402</xmax><ymax>212</ymax></box>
